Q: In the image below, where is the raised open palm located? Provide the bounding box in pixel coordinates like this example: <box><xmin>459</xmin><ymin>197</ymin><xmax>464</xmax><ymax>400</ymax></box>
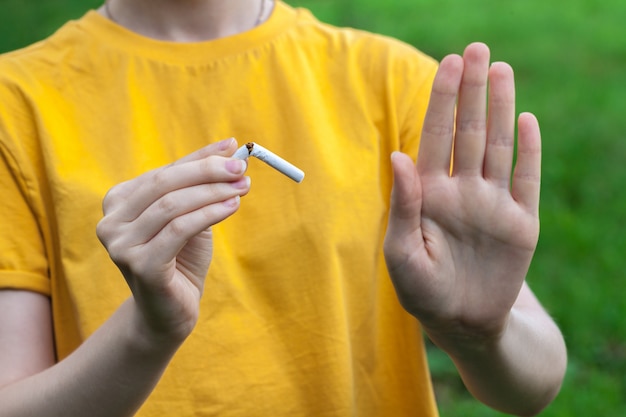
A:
<box><xmin>384</xmin><ymin>43</ymin><xmax>542</xmax><ymax>341</ymax></box>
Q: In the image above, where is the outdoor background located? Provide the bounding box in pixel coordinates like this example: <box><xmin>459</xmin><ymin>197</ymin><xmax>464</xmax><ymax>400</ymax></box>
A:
<box><xmin>1</xmin><ymin>0</ymin><xmax>624</xmax><ymax>415</ymax></box>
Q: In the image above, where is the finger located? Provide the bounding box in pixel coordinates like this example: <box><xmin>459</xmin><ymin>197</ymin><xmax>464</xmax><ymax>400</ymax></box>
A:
<box><xmin>105</xmin><ymin>156</ymin><xmax>248</xmax><ymax>221</ymax></box>
<box><xmin>130</xmin><ymin>177</ymin><xmax>251</xmax><ymax>244</ymax></box>
<box><xmin>511</xmin><ymin>112</ymin><xmax>541</xmax><ymax>213</ymax></box>
<box><xmin>387</xmin><ymin>151</ymin><xmax>423</xmax><ymax>239</ymax></box>
<box><xmin>173</xmin><ymin>137</ymin><xmax>239</xmax><ymax>165</ymax></box>
<box><xmin>452</xmin><ymin>42</ymin><xmax>490</xmax><ymax>176</ymax></box>
<box><xmin>147</xmin><ymin>194</ymin><xmax>243</xmax><ymax>264</ymax></box>
<box><xmin>484</xmin><ymin>62</ymin><xmax>516</xmax><ymax>187</ymax></box>
<box><xmin>417</xmin><ymin>54</ymin><xmax>464</xmax><ymax>176</ymax></box>
<box><xmin>102</xmin><ymin>138</ymin><xmax>240</xmax><ymax>213</ymax></box>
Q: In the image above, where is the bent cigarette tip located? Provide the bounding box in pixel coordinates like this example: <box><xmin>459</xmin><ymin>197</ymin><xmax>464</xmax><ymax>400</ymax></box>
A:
<box><xmin>232</xmin><ymin>142</ymin><xmax>305</xmax><ymax>183</ymax></box>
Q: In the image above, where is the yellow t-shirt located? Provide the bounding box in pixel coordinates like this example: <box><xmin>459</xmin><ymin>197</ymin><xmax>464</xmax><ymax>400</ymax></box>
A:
<box><xmin>0</xmin><ymin>2</ymin><xmax>438</xmax><ymax>415</ymax></box>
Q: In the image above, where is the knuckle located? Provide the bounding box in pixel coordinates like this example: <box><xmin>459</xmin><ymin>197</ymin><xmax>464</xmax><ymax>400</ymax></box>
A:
<box><xmin>200</xmin><ymin>155</ymin><xmax>221</xmax><ymax>176</ymax></box>
<box><xmin>199</xmin><ymin>204</ymin><xmax>224</xmax><ymax>225</ymax></box>
<box><xmin>488</xmin><ymin>132</ymin><xmax>514</xmax><ymax>147</ymax></box>
<box><xmin>151</xmin><ymin>167</ymin><xmax>170</xmax><ymax>189</ymax></box>
<box><xmin>107</xmin><ymin>241</ymin><xmax>147</xmax><ymax>278</ymax></box>
<box><xmin>204</xmin><ymin>155</ymin><xmax>235</xmax><ymax>179</ymax></box>
<box><xmin>456</xmin><ymin>118</ymin><xmax>486</xmax><ymax>134</ymax></box>
<box><xmin>489</xmin><ymin>92</ymin><xmax>515</xmax><ymax>107</ymax></box>
<box><xmin>96</xmin><ymin>218</ymin><xmax>136</xmax><ymax>268</ymax></box>
<box><xmin>167</xmin><ymin>216</ymin><xmax>188</xmax><ymax>239</ymax></box>
<box><xmin>107</xmin><ymin>241</ymin><xmax>130</xmax><ymax>265</ymax></box>
<box><xmin>95</xmin><ymin>217</ymin><xmax>111</xmax><ymax>243</ymax></box>
<box><xmin>461</xmin><ymin>76</ymin><xmax>487</xmax><ymax>89</ymax></box>
<box><xmin>156</xmin><ymin>193</ymin><xmax>179</xmax><ymax>216</ymax></box>
<box><xmin>95</xmin><ymin>214</ymin><xmax>125</xmax><ymax>248</ymax></box>
<box><xmin>432</xmin><ymin>80</ymin><xmax>459</xmax><ymax>98</ymax></box>
<box><xmin>101</xmin><ymin>184</ymin><xmax>126</xmax><ymax>214</ymax></box>
<box><xmin>423</xmin><ymin>123</ymin><xmax>454</xmax><ymax>138</ymax></box>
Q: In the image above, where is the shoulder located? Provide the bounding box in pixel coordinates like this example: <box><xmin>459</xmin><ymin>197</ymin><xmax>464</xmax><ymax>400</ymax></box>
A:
<box><xmin>0</xmin><ymin>14</ymin><xmax>91</xmax><ymax>91</ymax></box>
<box><xmin>283</xmin><ymin>5</ymin><xmax>438</xmax><ymax>85</ymax></box>
<box><xmin>0</xmin><ymin>42</ymin><xmax>46</xmax><ymax>86</ymax></box>
<box><xmin>0</xmin><ymin>42</ymin><xmax>50</xmax><ymax>139</ymax></box>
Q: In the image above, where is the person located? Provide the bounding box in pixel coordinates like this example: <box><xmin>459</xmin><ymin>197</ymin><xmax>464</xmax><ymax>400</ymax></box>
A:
<box><xmin>0</xmin><ymin>0</ymin><xmax>566</xmax><ymax>416</ymax></box>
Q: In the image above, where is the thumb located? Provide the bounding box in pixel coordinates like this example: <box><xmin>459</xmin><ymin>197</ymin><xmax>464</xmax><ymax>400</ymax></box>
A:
<box><xmin>388</xmin><ymin>151</ymin><xmax>423</xmax><ymax>231</ymax></box>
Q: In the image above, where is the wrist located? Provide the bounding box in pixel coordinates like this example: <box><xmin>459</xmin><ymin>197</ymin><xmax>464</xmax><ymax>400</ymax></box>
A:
<box><xmin>421</xmin><ymin>314</ymin><xmax>511</xmax><ymax>361</ymax></box>
<box><xmin>425</xmin><ymin>308</ymin><xmax>566</xmax><ymax>415</ymax></box>
<box><xmin>123</xmin><ymin>298</ymin><xmax>190</xmax><ymax>357</ymax></box>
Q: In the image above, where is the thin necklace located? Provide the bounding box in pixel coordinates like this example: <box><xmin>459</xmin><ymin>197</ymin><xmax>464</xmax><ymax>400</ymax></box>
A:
<box><xmin>103</xmin><ymin>0</ymin><xmax>268</xmax><ymax>28</ymax></box>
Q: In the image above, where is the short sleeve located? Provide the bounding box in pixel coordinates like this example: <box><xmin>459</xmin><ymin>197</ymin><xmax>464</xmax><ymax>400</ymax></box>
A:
<box><xmin>0</xmin><ymin>94</ymin><xmax>51</xmax><ymax>295</ymax></box>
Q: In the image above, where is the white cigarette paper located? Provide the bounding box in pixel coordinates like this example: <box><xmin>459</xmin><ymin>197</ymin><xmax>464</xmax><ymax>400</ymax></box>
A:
<box><xmin>232</xmin><ymin>142</ymin><xmax>305</xmax><ymax>183</ymax></box>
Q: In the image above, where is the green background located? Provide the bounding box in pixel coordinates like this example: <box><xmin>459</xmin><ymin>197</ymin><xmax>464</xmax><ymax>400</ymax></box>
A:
<box><xmin>1</xmin><ymin>0</ymin><xmax>624</xmax><ymax>415</ymax></box>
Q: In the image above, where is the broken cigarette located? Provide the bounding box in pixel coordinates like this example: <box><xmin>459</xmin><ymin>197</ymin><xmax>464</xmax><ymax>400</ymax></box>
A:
<box><xmin>232</xmin><ymin>142</ymin><xmax>305</xmax><ymax>183</ymax></box>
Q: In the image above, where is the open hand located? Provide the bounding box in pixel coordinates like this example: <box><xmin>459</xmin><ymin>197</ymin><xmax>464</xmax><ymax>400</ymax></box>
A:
<box><xmin>384</xmin><ymin>43</ymin><xmax>542</xmax><ymax>344</ymax></box>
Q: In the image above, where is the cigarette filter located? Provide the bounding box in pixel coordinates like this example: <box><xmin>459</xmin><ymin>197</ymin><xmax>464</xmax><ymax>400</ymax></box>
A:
<box><xmin>232</xmin><ymin>142</ymin><xmax>305</xmax><ymax>183</ymax></box>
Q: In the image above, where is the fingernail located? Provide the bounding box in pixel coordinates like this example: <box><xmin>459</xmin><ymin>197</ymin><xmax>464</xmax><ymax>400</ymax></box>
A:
<box><xmin>232</xmin><ymin>176</ymin><xmax>251</xmax><ymax>189</ymax></box>
<box><xmin>217</xmin><ymin>137</ymin><xmax>235</xmax><ymax>150</ymax></box>
<box><xmin>226</xmin><ymin>159</ymin><xmax>246</xmax><ymax>174</ymax></box>
<box><xmin>223</xmin><ymin>195</ymin><xmax>240</xmax><ymax>208</ymax></box>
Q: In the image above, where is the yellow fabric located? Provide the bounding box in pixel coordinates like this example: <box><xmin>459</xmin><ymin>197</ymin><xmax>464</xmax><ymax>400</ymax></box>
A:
<box><xmin>0</xmin><ymin>2</ymin><xmax>439</xmax><ymax>415</ymax></box>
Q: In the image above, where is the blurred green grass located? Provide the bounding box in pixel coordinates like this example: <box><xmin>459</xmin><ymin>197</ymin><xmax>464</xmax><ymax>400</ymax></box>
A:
<box><xmin>2</xmin><ymin>0</ymin><xmax>624</xmax><ymax>415</ymax></box>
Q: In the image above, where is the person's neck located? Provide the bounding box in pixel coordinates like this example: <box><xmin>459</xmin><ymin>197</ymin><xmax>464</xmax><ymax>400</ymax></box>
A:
<box><xmin>98</xmin><ymin>0</ymin><xmax>272</xmax><ymax>42</ymax></box>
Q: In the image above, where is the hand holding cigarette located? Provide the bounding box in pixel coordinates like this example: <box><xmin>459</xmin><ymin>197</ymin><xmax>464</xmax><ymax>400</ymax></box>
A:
<box><xmin>96</xmin><ymin>138</ymin><xmax>250</xmax><ymax>345</ymax></box>
<box><xmin>232</xmin><ymin>142</ymin><xmax>305</xmax><ymax>183</ymax></box>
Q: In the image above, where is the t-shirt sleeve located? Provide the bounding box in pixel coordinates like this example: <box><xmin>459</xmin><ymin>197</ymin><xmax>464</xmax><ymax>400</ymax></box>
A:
<box><xmin>0</xmin><ymin>88</ymin><xmax>51</xmax><ymax>295</ymax></box>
